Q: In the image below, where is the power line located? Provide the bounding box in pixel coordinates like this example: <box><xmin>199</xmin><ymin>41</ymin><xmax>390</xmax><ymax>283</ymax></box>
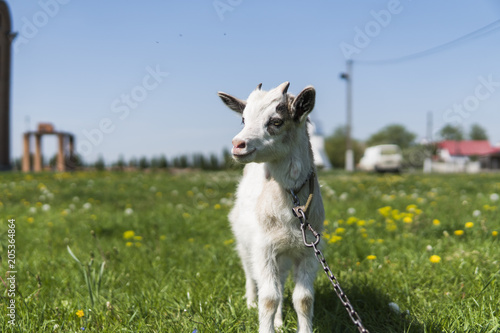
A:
<box><xmin>355</xmin><ymin>18</ymin><xmax>500</xmax><ymax>65</ymax></box>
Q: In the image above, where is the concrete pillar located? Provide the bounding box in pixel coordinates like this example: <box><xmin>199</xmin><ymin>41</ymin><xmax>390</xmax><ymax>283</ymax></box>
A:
<box><xmin>34</xmin><ymin>134</ymin><xmax>42</xmax><ymax>172</ymax></box>
<box><xmin>0</xmin><ymin>1</ymin><xmax>14</xmax><ymax>171</ymax></box>
<box><xmin>22</xmin><ymin>133</ymin><xmax>30</xmax><ymax>172</ymax></box>
<box><xmin>57</xmin><ymin>134</ymin><xmax>65</xmax><ymax>172</ymax></box>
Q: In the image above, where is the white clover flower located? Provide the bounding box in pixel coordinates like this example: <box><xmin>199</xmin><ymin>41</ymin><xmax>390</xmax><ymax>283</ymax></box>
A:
<box><xmin>29</xmin><ymin>207</ymin><xmax>37</xmax><ymax>214</ymax></box>
<box><xmin>73</xmin><ymin>196</ymin><xmax>80</xmax><ymax>202</ymax></box>
<box><xmin>339</xmin><ymin>192</ymin><xmax>348</xmax><ymax>201</ymax></box>
<box><xmin>347</xmin><ymin>207</ymin><xmax>356</xmax><ymax>215</ymax></box>
<box><xmin>42</xmin><ymin>204</ymin><xmax>50</xmax><ymax>212</ymax></box>
<box><xmin>124</xmin><ymin>208</ymin><xmax>134</xmax><ymax>215</ymax></box>
<box><xmin>472</xmin><ymin>210</ymin><xmax>481</xmax><ymax>217</ymax></box>
<box><xmin>83</xmin><ymin>202</ymin><xmax>92</xmax><ymax>210</ymax></box>
<box><xmin>490</xmin><ymin>193</ymin><xmax>499</xmax><ymax>202</ymax></box>
<box><xmin>388</xmin><ymin>302</ymin><xmax>401</xmax><ymax>314</ymax></box>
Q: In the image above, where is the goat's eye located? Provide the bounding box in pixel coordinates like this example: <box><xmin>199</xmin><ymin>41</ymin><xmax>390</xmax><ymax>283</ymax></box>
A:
<box><xmin>271</xmin><ymin>119</ymin><xmax>283</xmax><ymax>127</ymax></box>
<box><xmin>241</xmin><ymin>118</ymin><xmax>245</xmax><ymax>125</ymax></box>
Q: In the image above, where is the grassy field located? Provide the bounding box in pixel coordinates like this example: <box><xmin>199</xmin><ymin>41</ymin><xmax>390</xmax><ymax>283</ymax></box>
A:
<box><xmin>0</xmin><ymin>170</ymin><xmax>499</xmax><ymax>333</ymax></box>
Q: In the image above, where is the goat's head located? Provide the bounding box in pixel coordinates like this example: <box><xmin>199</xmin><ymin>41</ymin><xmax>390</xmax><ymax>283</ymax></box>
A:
<box><xmin>218</xmin><ymin>82</ymin><xmax>315</xmax><ymax>163</ymax></box>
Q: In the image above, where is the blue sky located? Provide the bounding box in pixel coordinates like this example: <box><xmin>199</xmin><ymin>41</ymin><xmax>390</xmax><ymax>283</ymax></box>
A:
<box><xmin>8</xmin><ymin>0</ymin><xmax>500</xmax><ymax>163</ymax></box>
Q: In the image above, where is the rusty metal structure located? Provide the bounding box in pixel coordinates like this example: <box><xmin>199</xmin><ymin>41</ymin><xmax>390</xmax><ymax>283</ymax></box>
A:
<box><xmin>22</xmin><ymin>123</ymin><xmax>75</xmax><ymax>172</ymax></box>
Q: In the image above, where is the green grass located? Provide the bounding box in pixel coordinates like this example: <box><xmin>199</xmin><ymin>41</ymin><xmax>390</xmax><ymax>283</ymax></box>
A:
<box><xmin>0</xmin><ymin>170</ymin><xmax>499</xmax><ymax>332</ymax></box>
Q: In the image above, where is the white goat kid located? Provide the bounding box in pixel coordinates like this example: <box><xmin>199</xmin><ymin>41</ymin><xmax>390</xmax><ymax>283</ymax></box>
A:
<box><xmin>218</xmin><ymin>82</ymin><xmax>325</xmax><ymax>333</ymax></box>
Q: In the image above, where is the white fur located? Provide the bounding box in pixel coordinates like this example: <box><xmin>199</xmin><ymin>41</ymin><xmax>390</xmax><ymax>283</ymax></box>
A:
<box><xmin>219</xmin><ymin>82</ymin><xmax>325</xmax><ymax>333</ymax></box>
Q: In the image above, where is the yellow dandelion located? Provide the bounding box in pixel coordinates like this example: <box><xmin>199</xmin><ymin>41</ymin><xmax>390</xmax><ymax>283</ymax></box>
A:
<box><xmin>454</xmin><ymin>230</ymin><xmax>464</xmax><ymax>236</ymax></box>
<box><xmin>123</xmin><ymin>230</ymin><xmax>135</xmax><ymax>239</ymax></box>
<box><xmin>27</xmin><ymin>217</ymin><xmax>34</xmax><ymax>223</ymax></box>
<box><xmin>492</xmin><ymin>231</ymin><xmax>498</xmax><ymax>237</ymax></box>
<box><xmin>90</xmin><ymin>214</ymin><xmax>97</xmax><ymax>220</ymax></box>
<box><xmin>346</xmin><ymin>216</ymin><xmax>358</xmax><ymax>225</ymax></box>
<box><xmin>377</xmin><ymin>239</ymin><xmax>384</xmax><ymax>244</ymax></box>
<box><xmin>465</xmin><ymin>222</ymin><xmax>474</xmax><ymax>229</ymax></box>
<box><xmin>357</xmin><ymin>220</ymin><xmax>366</xmax><ymax>227</ymax></box>
<box><xmin>328</xmin><ymin>235</ymin><xmax>343</xmax><ymax>244</ymax></box>
<box><xmin>429</xmin><ymin>255</ymin><xmax>441</xmax><ymax>263</ymax></box>
<box><xmin>182</xmin><ymin>212</ymin><xmax>191</xmax><ymax>219</ymax></box>
<box><xmin>335</xmin><ymin>227</ymin><xmax>346</xmax><ymax>234</ymax></box>
<box><xmin>48</xmin><ymin>222</ymin><xmax>53</xmax><ymax>227</ymax></box>
<box><xmin>432</xmin><ymin>219</ymin><xmax>441</xmax><ymax>226</ymax></box>
<box><xmin>188</xmin><ymin>238</ymin><xmax>194</xmax><ymax>243</ymax></box>
<box><xmin>36</xmin><ymin>201</ymin><xmax>43</xmax><ymax>208</ymax></box>
<box><xmin>126</xmin><ymin>242</ymin><xmax>133</xmax><ymax>247</ymax></box>
<box><xmin>406</xmin><ymin>204</ymin><xmax>417</xmax><ymax>212</ymax></box>
<box><xmin>366</xmin><ymin>255</ymin><xmax>377</xmax><ymax>260</ymax></box>
<box><xmin>323</xmin><ymin>220</ymin><xmax>330</xmax><ymax>226</ymax></box>
<box><xmin>134</xmin><ymin>236</ymin><xmax>143</xmax><ymax>241</ymax></box>
<box><xmin>403</xmin><ymin>216</ymin><xmax>413</xmax><ymax>224</ymax></box>
<box><xmin>160</xmin><ymin>235</ymin><xmax>166</xmax><ymax>240</ymax></box>
<box><xmin>156</xmin><ymin>191</ymin><xmax>163</xmax><ymax>198</ymax></box>
<box><xmin>214</xmin><ymin>204</ymin><xmax>221</xmax><ymax>210</ymax></box>
<box><xmin>187</xmin><ymin>190</ymin><xmax>194</xmax><ymax>197</ymax></box>
<box><xmin>378</xmin><ymin>206</ymin><xmax>392</xmax><ymax>217</ymax></box>
<box><xmin>76</xmin><ymin>310</ymin><xmax>84</xmax><ymax>318</ymax></box>
<box><xmin>224</xmin><ymin>239</ymin><xmax>234</xmax><ymax>245</ymax></box>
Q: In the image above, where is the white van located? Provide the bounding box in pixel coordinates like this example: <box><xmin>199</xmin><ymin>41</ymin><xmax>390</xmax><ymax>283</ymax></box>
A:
<box><xmin>358</xmin><ymin>144</ymin><xmax>403</xmax><ymax>173</ymax></box>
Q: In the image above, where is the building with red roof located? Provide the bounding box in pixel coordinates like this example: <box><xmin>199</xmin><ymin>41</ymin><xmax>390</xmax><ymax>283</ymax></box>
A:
<box><xmin>436</xmin><ymin>140</ymin><xmax>500</xmax><ymax>169</ymax></box>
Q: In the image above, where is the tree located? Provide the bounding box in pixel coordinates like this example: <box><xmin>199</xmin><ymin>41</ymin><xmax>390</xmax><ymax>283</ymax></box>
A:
<box><xmin>439</xmin><ymin>124</ymin><xmax>464</xmax><ymax>141</ymax></box>
<box><xmin>157</xmin><ymin>155</ymin><xmax>169</xmax><ymax>168</ymax></box>
<box><xmin>469</xmin><ymin>123</ymin><xmax>488</xmax><ymax>140</ymax></box>
<box><xmin>138</xmin><ymin>157</ymin><xmax>150</xmax><ymax>170</ymax></box>
<box><xmin>366</xmin><ymin>124</ymin><xmax>416</xmax><ymax>149</ymax></box>
<box><xmin>324</xmin><ymin>126</ymin><xmax>364</xmax><ymax>169</ymax></box>
<box><xmin>94</xmin><ymin>156</ymin><xmax>106</xmax><ymax>171</ymax></box>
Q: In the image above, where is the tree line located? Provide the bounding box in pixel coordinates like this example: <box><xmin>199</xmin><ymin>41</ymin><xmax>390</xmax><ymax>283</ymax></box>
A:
<box><xmin>12</xmin><ymin>123</ymin><xmax>489</xmax><ymax>171</ymax></box>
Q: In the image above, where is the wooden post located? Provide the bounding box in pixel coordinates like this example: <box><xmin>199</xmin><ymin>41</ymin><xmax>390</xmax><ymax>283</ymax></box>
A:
<box><xmin>57</xmin><ymin>133</ymin><xmax>65</xmax><ymax>172</ymax></box>
<box><xmin>22</xmin><ymin>133</ymin><xmax>31</xmax><ymax>172</ymax></box>
<box><xmin>68</xmin><ymin>135</ymin><xmax>75</xmax><ymax>169</ymax></box>
<box><xmin>34</xmin><ymin>134</ymin><xmax>42</xmax><ymax>172</ymax></box>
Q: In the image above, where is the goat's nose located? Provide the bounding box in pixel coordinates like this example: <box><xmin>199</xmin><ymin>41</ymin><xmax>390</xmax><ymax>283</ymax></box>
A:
<box><xmin>232</xmin><ymin>139</ymin><xmax>246</xmax><ymax>149</ymax></box>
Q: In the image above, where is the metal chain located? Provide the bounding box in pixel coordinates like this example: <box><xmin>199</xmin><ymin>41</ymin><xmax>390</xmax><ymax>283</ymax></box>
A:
<box><xmin>292</xmin><ymin>206</ymin><xmax>370</xmax><ymax>333</ymax></box>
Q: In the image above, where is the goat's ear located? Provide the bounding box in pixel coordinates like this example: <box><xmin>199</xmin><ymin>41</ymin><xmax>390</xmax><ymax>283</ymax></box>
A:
<box><xmin>217</xmin><ymin>92</ymin><xmax>246</xmax><ymax>114</ymax></box>
<box><xmin>292</xmin><ymin>86</ymin><xmax>315</xmax><ymax>122</ymax></box>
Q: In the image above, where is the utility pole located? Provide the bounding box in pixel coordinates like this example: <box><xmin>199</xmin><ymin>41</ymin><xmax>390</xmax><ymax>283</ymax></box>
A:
<box><xmin>0</xmin><ymin>1</ymin><xmax>15</xmax><ymax>171</ymax></box>
<box><xmin>340</xmin><ymin>59</ymin><xmax>354</xmax><ymax>172</ymax></box>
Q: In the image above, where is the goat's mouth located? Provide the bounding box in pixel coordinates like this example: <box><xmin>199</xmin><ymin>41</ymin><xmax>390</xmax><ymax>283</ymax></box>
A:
<box><xmin>232</xmin><ymin>148</ymin><xmax>256</xmax><ymax>160</ymax></box>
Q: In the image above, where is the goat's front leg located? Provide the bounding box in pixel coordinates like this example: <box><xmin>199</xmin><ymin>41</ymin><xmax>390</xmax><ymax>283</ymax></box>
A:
<box><xmin>255</xmin><ymin>248</ymin><xmax>281</xmax><ymax>333</ymax></box>
<box><xmin>293</xmin><ymin>256</ymin><xmax>317</xmax><ymax>333</ymax></box>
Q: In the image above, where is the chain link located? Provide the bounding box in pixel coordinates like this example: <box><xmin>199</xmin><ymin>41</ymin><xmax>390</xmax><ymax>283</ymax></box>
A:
<box><xmin>294</xmin><ymin>207</ymin><xmax>370</xmax><ymax>333</ymax></box>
